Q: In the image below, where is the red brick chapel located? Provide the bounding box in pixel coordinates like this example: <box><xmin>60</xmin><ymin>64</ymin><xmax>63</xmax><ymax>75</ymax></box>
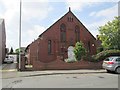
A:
<box><xmin>25</xmin><ymin>8</ymin><xmax>100</xmax><ymax>70</ymax></box>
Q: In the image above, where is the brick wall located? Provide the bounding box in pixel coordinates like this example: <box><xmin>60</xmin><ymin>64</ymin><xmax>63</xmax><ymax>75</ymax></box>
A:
<box><xmin>21</xmin><ymin>55</ymin><xmax>103</xmax><ymax>71</ymax></box>
<box><xmin>31</xmin><ymin>58</ymin><xmax>103</xmax><ymax>71</ymax></box>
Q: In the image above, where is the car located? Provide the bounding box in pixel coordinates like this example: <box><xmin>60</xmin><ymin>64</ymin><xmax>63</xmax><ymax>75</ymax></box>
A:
<box><xmin>4</xmin><ymin>56</ymin><xmax>14</xmax><ymax>63</ymax></box>
<box><xmin>102</xmin><ymin>56</ymin><xmax>120</xmax><ymax>74</ymax></box>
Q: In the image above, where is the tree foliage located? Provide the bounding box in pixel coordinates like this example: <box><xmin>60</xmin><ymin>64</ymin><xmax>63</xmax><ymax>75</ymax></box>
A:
<box><xmin>92</xmin><ymin>50</ymin><xmax>120</xmax><ymax>62</ymax></box>
<box><xmin>74</xmin><ymin>41</ymin><xmax>86</xmax><ymax>60</ymax></box>
<box><xmin>15</xmin><ymin>48</ymin><xmax>20</xmax><ymax>55</ymax></box>
<box><xmin>97</xmin><ymin>46</ymin><xmax>104</xmax><ymax>53</ymax></box>
<box><xmin>98</xmin><ymin>17</ymin><xmax>120</xmax><ymax>50</ymax></box>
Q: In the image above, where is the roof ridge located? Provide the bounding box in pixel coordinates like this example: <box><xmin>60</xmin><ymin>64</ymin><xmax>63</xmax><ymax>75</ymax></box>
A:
<box><xmin>38</xmin><ymin>10</ymin><xmax>70</xmax><ymax>38</ymax></box>
<box><xmin>38</xmin><ymin>10</ymin><xmax>96</xmax><ymax>40</ymax></box>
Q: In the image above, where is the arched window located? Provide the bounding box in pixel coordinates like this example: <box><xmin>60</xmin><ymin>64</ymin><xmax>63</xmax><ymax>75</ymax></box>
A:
<box><xmin>48</xmin><ymin>40</ymin><xmax>52</xmax><ymax>54</ymax></box>
<box><xmin>75</xmin><ymin>25</ymin><xmax>80</xmax><ymax>42</ymax></box>
<box><xmin>67</xmin><ymin>16</ymin><xmax>73</xmax><ymax>22</ymax></box>
<box><xmin>60</xmin><ymin>23</ymin><xmax>66</xmax><ymax>42</ymax></box>
<box><xmin>88</xmin><ymin>41</ymin><xmax>91</xmax><ymax>53</ymax></box>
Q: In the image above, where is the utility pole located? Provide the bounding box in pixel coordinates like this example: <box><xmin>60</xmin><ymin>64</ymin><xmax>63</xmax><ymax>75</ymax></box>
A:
<box><xmin>19</xmin><ymin>0</ymin><xmax>22</xmax><ymax>71</ymax></box>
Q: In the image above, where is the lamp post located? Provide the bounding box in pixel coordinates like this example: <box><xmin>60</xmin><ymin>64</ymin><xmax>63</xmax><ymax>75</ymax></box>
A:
<box><xmin>19</xmin><ymin>0</ymin><xmax>22</xmax><ymax>71</ymax></box>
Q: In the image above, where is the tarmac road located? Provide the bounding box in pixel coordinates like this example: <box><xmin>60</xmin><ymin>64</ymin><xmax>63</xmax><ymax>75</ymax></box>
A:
<box><xmin>2</xmin><ymin>70</ymin><xmax>119</xmax><ymax>88</ymax></box>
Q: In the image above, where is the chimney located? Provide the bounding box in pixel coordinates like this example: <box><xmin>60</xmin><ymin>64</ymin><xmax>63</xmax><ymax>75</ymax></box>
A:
<box><xmin>96</xmin><ymin>35</ymin><xmax>99</xmax><ymax>40</ymax></box>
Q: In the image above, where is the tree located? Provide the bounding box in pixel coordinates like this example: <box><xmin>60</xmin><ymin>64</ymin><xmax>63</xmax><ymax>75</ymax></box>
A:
<box><xmin>15</xmin><ymin>48</ymin><xmax>20</xmax><ymax>55</ymax></box>
<box><xmin>9</xmin><ymin>47</ymin><xmax>14</xmax><ymax>54</ymax></box>
<box><xmin>74</xmin><ymin>41</ymin><xmax>86</xmax><ymax>60</ymax></box>
<box><xmin>97</xmin><ymin>46</ymin><xmax>104</xmax><ymax>53</ymax></box>
<box><xmin>98</xmin><ymin>16</ymin><xmax>120</xmax><ymax>50</ymax></box>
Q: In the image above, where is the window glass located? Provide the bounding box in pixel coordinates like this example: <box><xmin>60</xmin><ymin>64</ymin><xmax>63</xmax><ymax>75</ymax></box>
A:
<box><xmin>48</xmin><ymin>40</ymin><xmax>52</xmax><ymax>54</ymax></box>
<box><xmin>116</xmin><ymin>58</ymin><xmax>120</xmax><ymax>62</ymax></box>
<box><xmin>67</xmin><ymin>17</ymin><xmax>73</xmax><ymax>22</ymax></box>
<box><xmin>75</xmin><ymin>25</ymin><xmax>80</xmax><ymax>42</ymax></box>
<box><xmin>60</xmin><ymin>24</ymin><xmax>66</xmax><ymax>42</ymax></box>
<box><xmin>88</xmin><ymin>41</ymin><xmax>91</xmax><ymax>53</ymax></box>
<box><xmin>105</xmin><ymin>57</ymin><xmax>113</xmax><ymax>61</ymax></box>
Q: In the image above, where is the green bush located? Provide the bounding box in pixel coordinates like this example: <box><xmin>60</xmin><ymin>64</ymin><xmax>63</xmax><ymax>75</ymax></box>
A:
<box><xmin>97</xmin><ymin>46</ymin><xmax>104</xmax><ymax>53</ymax></box>
<box><xmin>82</xmin><ymin>55</ymin><xmax>94</xmax><ymax>62</ymax></box>
<box><xmin>74</xmin><ymin>42</ymin><xmax>86</xmax><ymax>61</ymax></box>
<box><xmin>92</xmin><ymin>50</ymin><xmax>120</xmax><ymax>62</ymax></box>
<box><xmin>82</xmin><ymin>50</ymin><xmax>120</xmax><ymax>62</ymax></box>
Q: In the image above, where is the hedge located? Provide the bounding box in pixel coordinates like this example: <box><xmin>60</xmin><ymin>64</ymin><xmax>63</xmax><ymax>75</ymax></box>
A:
<box><xmin>82</xmin><ymin>50</ymin><xmax>120</xmax><ymax>62</ymax></box>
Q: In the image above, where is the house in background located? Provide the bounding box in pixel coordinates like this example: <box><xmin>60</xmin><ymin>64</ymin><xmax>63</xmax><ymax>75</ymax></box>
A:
<box><xmin>25</xmin><ymin>8</ymin><xmax>101</xmax><ymax>70</ymax></box>
<box><xmin>0</xmin><ymin>19</ymin><xmax>6</xmax><ymax>65</ymax></box>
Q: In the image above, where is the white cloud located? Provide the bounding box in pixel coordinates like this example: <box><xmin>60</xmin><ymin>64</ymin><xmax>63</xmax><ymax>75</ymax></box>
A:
<box><xmin>65</xmin><ymin>0</ymin><xmax>118</xmax><ymax>37</ymax></box>
<box><xmin>89</xmin><ymin>12</ymin><xmax>96</xmax><ymax>16</ymax></box>
<box><xmin>65</xmin><ymin>0</ymin><xmax>119</xmax><ymax>3</ymax></box>
<box><xmin>0</xmin><ymin>0</ymin><xmax>20</xmax><ymax>49</ymax></box>
<box><xmin>0</xmin><ymin>0</ymin><xmax>52</xmax><ymax>49</ymax></box>
<box><xmin>0</xmin><ymin>0</ymin><xmax>19</xmax><ymax>26</ymax></box>
<box><xmin>22</xmin><ymin>25</ymin><xmax>46</xmax><ymax>47</ymax></box>
<box><xmin>27</xmin><ymin>25</ymin><xmax>45</xmax><ymax>38</ymax></box>
<box><xmin>65</xmin><ymin>0</ymin><xmax>90</xmax><ymax>11</ymax></box>
<box><xmin>65</xmin><ymin>0</ymin><xmax>118</xmax><ymax>12</ymax></box>
<box><xmin>22</xmin><ymin>1</ymin><xmax>53</xmax><ymax>21</ymax></box>
<box><xmin>89</xmin><ymin>4</ymin><xmax>118</xmax><ymax>18</ymax></box>
<box><xmin>86</xmin><ymin>19</ymin><xmax>108</xmax><ymax>37</ymax></box>
<box><xmin>87</xmin><ymin>4</ymin><xmax>118</xmax><ymax>37</ymax></box>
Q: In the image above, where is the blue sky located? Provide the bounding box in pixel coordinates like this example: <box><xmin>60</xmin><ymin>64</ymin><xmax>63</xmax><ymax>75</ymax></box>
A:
<box><xmin>0</xmin><ymin>0</ymin><xmax>119</xmax><ymax>51</ymax></box>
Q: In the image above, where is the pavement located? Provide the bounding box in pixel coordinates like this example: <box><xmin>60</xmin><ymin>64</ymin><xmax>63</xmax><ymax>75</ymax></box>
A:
<box><xmin>0</xmin><ymin>64</ymin><xmax>2</xmax><ymax>70</ymax></box>
<box><xmin>1</xmin><ymin>69</ymin><xmax>106</xmax><ymax>79</ymax></box>
<box><xmin>0</xmin><ymin>63</ymin><xmax>17</xmax><ymax>72</ymax></box>
<box><xmin>1</xmin><ymin>63</ymin><xmax>107</xmax><ymax>79</ymax></box>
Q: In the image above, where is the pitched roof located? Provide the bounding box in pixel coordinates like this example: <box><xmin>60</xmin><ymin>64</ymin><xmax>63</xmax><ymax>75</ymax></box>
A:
<box><xmin>25</xmin><ymin>44</ymin><xmax>30</xmax><ymax>52</ymax></box>
<box><xmin>70</xmin><ymin>11</ymin><xmax>96</xmax><ymax>40</ymax></box>
<box><xmin>38</xmin><ymin>10</ymin><xmax>70</xmax><ymax>38</ymax></box>
<box><xmin>38</xmin><ymin>9</ymin><xmax>96</xmax><ymax>40</ymax></box>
